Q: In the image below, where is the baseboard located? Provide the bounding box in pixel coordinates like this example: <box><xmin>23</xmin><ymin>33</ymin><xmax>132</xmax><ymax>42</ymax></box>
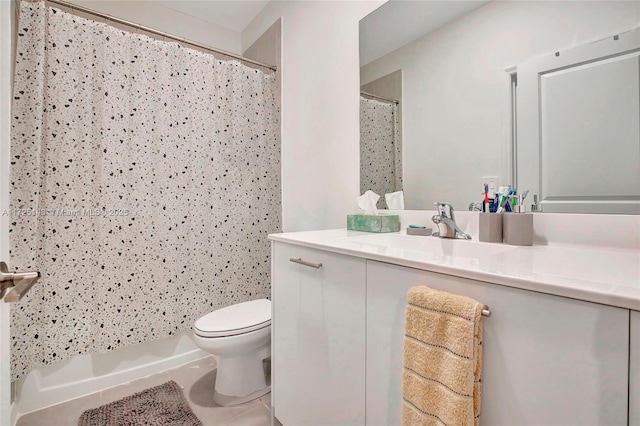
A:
<box><xmin>11</xmin><ymin>331</ymin><xmax>209</xmax><ymax>418</ymax></box>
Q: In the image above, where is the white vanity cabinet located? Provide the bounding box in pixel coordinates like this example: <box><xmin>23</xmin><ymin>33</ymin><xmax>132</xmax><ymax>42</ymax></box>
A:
<box><xmin>271</xmin><ymin>237</ymin><xmax>634</xmax><ymax>426</ymax></box>
<box><xmin>366</xmin><ymin>261</ymin><xmax>630</xmax><ymax>426</ymax></box>
<box><xmin>271</xmin><ymin>242</ymin><xmax>367</xmax><ymax>426</ymax></box>
<box><xmin>631</xmin><ymin>310</ymin><xmax>640</xmax><ymax>426</ymax></box>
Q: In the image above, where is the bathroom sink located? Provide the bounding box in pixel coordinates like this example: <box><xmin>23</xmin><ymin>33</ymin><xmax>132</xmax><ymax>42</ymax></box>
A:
<box><xmin>343</xmin><ymin>233</ymin><xmax>515</xmax><ymax>259</ymax></box>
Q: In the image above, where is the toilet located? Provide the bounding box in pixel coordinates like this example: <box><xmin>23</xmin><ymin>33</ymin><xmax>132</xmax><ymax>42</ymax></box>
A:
<box><xmin>193</xmin><ymin>298</ymin><xmax>271</xmax><ymax>406</ymax></box>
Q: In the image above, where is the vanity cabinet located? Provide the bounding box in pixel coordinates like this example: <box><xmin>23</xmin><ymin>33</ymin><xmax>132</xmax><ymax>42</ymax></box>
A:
<box><xmin>366</xmin><ymin>261</ymin><xmax>629</xmax><ymax>426</ymax></box>
<box><xmin>631</xmin><ymin>311</ymin><xmax>640</xmax><ymax>426</ymax></box>
<box><xmin>271</xmin><ymin>242</ymin><xmax>367</xmax><ymax>426</ymax></box>
<box><xmin>271</xmin><ymin>240</ymin><xmax>632</xmax><ymax>426</ymax></box>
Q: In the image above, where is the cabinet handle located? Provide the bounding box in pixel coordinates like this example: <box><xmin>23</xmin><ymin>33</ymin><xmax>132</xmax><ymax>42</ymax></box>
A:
<box><xmin>289</xmin><ymin>258</ymin><xmax>323</xmax><ymax>269</ymax></box>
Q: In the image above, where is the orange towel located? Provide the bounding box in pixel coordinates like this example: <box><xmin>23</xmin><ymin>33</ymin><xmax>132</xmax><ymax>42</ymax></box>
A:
<box><xmin>402</xmin><ymin>286</ymin><xmax>484</xmax><ymax>426</ymax></box>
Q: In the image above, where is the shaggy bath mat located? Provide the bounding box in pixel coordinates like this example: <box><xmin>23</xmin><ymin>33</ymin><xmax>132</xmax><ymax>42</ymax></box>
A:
<box><xmin>78</xmin><ymin>380</ymin><xmax>203</xmax><ymax>426</ymax></box>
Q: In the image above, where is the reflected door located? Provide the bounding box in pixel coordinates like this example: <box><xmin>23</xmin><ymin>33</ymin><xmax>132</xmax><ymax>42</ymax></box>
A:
<box><xmin>517</xmin><ymin>29</ymin><xmax>640</xmax><ymax>214</ymax></box>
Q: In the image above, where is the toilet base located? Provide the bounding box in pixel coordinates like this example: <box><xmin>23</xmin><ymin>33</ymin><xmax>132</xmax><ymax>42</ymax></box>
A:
<box><xmin>213</xmin><ymin>385</ymin><xmax>271</xmax><ymax>406</ymax></box>
<box><xmin>212</xmin><ymin>352</ymin><xmax>271</xmax><ymax>406</ymax></box>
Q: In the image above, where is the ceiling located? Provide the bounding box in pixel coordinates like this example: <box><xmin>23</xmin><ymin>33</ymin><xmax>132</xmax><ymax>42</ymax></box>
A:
<box><xmin>150</xmin><ymin>0</ymin><xmax>270</xmax><ymax>33</ymax></box>
<box><xmin>148</xmin><ymin>0</ymin><xmax>490</xmax><ymax>59</ymax></box>
<box><xmin>360</xmin><ymin>0</ymin><xmax>490</xmax><ymax>66</ymax></box>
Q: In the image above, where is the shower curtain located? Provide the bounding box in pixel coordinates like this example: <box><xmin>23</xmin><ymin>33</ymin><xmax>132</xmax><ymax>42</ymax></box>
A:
<box><xmin>360</xmin><ymin>97</ymin><xmax>401</xmax><ymax>209</ymax></box>
<box><xmin>10</xmin><ymin>1</ymin><xmax>280</xmax><ymax>379</ymax></box>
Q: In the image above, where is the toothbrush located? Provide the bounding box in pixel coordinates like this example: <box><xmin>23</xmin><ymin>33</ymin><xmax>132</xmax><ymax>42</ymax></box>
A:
<box><xmin>505</xmin><ymin>189</ymin><xmax>516</xmax><ymax>212</ymax></box>
<box><xmin>496</xmin><ymin>189</ymin><xmax>514</xmax><ymax>214</ymax></box>
<box><xmin>484</xmin><ymin>183</ymin><xmax>490</xmax><ymax>212</ymax></box>
<box><xmin>497</xmin><ymin>193</ymin><xmax>506</xmax><ymax>212</ymax></box>
<box><xmin>505</xmin><ymin>185</ymin><xmax>514</xmax><ymax>212</ymax></box>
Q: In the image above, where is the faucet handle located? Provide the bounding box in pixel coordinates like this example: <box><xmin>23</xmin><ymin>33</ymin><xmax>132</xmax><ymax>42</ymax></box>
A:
<box><xmin>433</xmin><ymin>201</ymin><xmax>454</xmax><ymax>218</ymax></box>
<box><xmin>531</xmin><ymin>194</ymin><xmax>543</xmax><ymax>212</ymax></box>
<box><xmin>434</xmin><ymin>201</ymin><xmax>453</xmax><ymax>208</ymax></box>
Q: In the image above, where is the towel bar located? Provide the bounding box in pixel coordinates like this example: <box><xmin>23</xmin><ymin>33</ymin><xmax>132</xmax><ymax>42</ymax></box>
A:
<box><xmin>482</xmin><ymin>306</ymin><xmax>491</xmax><ymax>317</ymax></box>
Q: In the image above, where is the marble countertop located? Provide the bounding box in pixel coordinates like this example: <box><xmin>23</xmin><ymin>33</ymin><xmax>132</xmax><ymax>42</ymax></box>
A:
<box><xmin>269</xmin><ymin>229</ymin><xmax>640</xmax><ymax>311</ymax></box>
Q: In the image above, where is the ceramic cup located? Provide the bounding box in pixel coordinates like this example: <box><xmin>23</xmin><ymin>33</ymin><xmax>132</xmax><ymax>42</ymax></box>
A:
<box><xmin>479</xmin><ymin>213</ymin><xmax>503</xmax><ymax>243</ymax></box>
<box><xmin>502</xmin><ymin>213</ymin><xmax>533</xmax><ymax>246</ymax></box>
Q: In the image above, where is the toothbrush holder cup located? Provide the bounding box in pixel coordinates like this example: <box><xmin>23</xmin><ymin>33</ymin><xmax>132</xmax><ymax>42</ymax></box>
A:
<box><xmin>479</xmin><ymin>213</ymin><xmax>503</xmax><ymax>243</ymax></box>
<box><xmin>502</xmin><ymin>213</ymin><xmax>533</xmax><ymax>246</ymax></box>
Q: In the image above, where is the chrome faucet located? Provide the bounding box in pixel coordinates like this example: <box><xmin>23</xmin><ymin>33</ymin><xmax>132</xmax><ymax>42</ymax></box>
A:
<box><xmin>432</xmin><ymin>202</ymin><xmax>472</xmax><ymax>240</ymax></box>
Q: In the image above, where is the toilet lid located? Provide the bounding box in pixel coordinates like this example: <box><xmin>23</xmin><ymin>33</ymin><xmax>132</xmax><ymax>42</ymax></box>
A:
<box><xmin>194</xmin><ymin>299</ymin><xmax>271</xmax><ymax>338</ymax></box>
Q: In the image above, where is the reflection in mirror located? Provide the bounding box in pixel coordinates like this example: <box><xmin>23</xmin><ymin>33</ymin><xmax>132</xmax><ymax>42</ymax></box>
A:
<box><xmin>360</xmin><ymin>1</ymin><xmax>640</xmax><ymax>213</ymax></box>
<box><xmin>360</xmin><ymin>90</ymin><xmax>401</xmax><ymax>210</ymax></box>
<box><xmin>516</xmin><ymin>28</ymin><xmax>640</xmax><ymax>214</ymax></box>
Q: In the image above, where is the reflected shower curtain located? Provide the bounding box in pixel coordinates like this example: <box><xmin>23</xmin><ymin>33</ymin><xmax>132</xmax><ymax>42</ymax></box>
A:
<box><xmin>360</xmin><ymin>97</ymin><xmax>401</xmax><ymax>209</ymax></box>
<box><xmin>10</xmin><ymin>1</ymin><xmax>280</xmax><ymax>379</ymax></box>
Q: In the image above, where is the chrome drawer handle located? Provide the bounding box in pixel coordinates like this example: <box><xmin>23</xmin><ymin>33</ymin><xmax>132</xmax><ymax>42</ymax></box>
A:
<box><xmin>289</xmin><ymin>258</ymin><xmax>323</xmax><ymax>269</ymax></box>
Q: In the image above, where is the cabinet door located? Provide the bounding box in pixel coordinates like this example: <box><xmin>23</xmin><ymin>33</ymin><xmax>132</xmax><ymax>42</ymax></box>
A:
<box><xmin>366</xmin><ymin>260</ymin><xmax>629</xmax><ymax>426</ymax></box>
<box><xmin>272</xmin><ymin>242</ymin><xmax>366</xmax><ymax>426</ymax></box>
<box><xmin>631</xmin><ymin>310</ymin><xmax>640</xmax><ymax>426</ymax></box>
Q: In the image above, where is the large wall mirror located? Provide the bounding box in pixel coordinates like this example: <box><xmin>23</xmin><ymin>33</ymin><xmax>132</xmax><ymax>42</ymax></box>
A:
<box><xmin>360</xmin><ymin>0</ymin><xmax>640</xmax><ymax>214</ymax></box>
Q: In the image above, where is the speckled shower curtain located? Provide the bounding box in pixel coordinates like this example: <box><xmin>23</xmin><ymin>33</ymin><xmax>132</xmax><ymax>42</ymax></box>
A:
<box><xmin>9</xmin><ymin>1</ymin><xmax>280</xmax><ymax>379</ymax></box>
<box><xmin>360</xmin><ymin>97</ymin><xmax>401</xmax><ymax>209</ymax></box>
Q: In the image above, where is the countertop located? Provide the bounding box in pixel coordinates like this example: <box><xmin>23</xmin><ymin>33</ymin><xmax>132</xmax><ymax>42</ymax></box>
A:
<box><xmin>269</xmin><ymin>229</ymin><xmax>640</xmax><ymax>311</ymax></box>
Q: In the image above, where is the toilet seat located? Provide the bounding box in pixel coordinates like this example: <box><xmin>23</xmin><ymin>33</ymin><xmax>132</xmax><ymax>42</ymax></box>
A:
<box><xmin>194</xmin><ymin>299</ymin><xmax>271</xmax><ymax>338</ymax></box>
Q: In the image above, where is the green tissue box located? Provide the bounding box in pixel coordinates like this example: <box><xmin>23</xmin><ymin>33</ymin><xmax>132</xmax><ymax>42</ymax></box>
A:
<box><xmin>347</xmin><ymin>214</ymin><xmax>401</xmax><ymax>233</ymax></box>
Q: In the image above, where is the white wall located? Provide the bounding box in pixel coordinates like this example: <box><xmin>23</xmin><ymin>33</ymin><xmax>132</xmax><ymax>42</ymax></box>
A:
<box><xmin>65</xmin><ymin>0</ymin><xmax>242</xmax><ymax>54</ymax></box>
<box><xmin>361</xmin><ymin>1</ymin><xmax>640</xmax><ymax>210</ymax></box>
<box><xmin>243</xmin><ymin>1</ymin><xmax>386</xmax><ymax>232</ymax></box>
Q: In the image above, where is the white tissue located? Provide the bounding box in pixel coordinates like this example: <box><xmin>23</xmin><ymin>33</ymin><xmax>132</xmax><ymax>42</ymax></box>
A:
<box><xmin>357</xmin><ymin>190</ymin><xmax>380</xmax><ymax>215</ymax></box>
<box><xmin>385</xmin><ymin>190</ymin><xmax>405</xmax><ymax>210</ymax></box>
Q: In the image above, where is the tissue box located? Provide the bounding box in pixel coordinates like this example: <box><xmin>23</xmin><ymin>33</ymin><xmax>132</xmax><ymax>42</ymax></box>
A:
<box><xmin>347</xmin><ymin>214</ymin><xmax>401</xmax><ymax>233</ymax></box>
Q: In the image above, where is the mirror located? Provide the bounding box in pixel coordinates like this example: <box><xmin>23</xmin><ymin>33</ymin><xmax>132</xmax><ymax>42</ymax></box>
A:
<box><xmin>360</xmin><ymin>0</ymin><xmax>640</xmax><ymax>213</ymax></box>
<box><xmin>516</xmin><ymin>28</ymin><xmax>640</xmax><ymax>214</ymax></box>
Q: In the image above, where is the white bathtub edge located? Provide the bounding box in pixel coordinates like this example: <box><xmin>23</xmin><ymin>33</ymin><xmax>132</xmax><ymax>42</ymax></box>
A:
<box><xmin>12</xmin><ymin>332</ymin><xmax>209</xmax><ymax>418</ymax></box>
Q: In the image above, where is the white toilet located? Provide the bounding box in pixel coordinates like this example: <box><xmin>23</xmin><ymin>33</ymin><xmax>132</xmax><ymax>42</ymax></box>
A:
<box><xmin>193</xmin><ymin>298</ymin><xmax>271</xmax><ymax>406</ymax></box>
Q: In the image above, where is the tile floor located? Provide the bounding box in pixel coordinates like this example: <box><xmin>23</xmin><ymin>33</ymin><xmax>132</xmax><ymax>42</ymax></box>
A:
<box><xmin>16</xmin><ymin>356</ymin><xmax>278</xmax><ymax>426</ymax></box>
